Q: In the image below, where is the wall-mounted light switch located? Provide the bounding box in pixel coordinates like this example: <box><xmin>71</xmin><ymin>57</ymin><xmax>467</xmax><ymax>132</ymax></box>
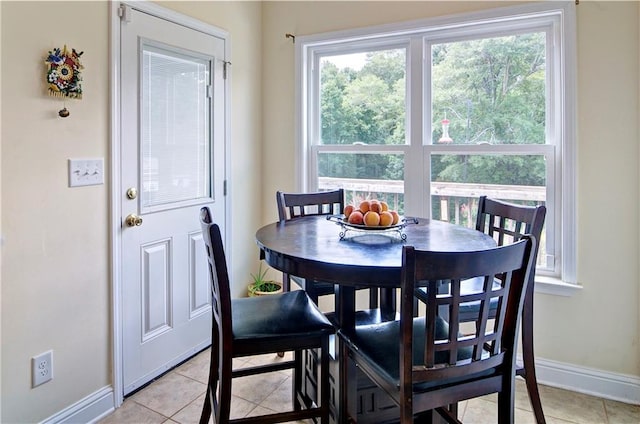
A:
<box><xmin>69</xmin><ymin>158</ymin><xmax>104</xmax><ymax>187</ymax></box>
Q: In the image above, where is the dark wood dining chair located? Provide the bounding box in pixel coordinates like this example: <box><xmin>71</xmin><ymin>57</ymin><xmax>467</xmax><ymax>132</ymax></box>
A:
<box><xmin>476</xmin><ymin>196</ymin><xmax>547</xmax><ymax>423</ymax></box>
<box><xmin>417</xmin><ymin>195</ymin><xmax>547</xmax><ymax>422</ymax></box>
<box><xmin>340</xmin><ymin>235</ymin><xmax>536</xmax><ymax>423</ymax></box>
<box><xmin>199</xmin><ymin>207</ymin><xmax>334</xmax><ymax>424</ymax></box>
<box><xmin>276</xmin><ymin>189</ymin><xmax>344</xmax><ymax>303</ymax></box>
<box><xmin>276</xmin><ymin>189</ymin><xmax>397</xmax><ymax>325</ymax></box>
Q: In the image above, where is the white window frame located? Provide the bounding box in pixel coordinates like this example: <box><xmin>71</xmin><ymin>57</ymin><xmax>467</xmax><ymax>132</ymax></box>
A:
<box><xmin>295</xmin><ymin>2</ymin><xmax>578</xmax><ymax>295</ymax></box>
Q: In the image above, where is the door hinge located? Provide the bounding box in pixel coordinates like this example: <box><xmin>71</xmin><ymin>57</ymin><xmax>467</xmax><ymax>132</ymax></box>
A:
<box><xmin>223</xmin><ymin>61</ymin><xmax>231</xmax><ymax>80</ymax></box>
<box><xmin>206</xmin><ymin>85</ymin><xmax>213</xmax><ymax>98</ymax></box>
<box><xmin>223</xmin><ymin>180</ymin><xmax>227</xmax><ymax>196</ymax></box>
<box><xmin>118</xmin><ymin>4</ymin><xmax>132</xmax><ymax>23</ymax></box>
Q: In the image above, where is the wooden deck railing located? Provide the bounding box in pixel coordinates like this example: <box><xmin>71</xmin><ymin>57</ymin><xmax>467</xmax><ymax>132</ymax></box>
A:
<box><xmin>318</xmin><ymin>177</ymin><xmax>545</xmax><ymax>201</ymax></box>
<box><xmin>318</xmin><ymin>176</ymin><xmax>546</xmax><ymax>225</ymax></box>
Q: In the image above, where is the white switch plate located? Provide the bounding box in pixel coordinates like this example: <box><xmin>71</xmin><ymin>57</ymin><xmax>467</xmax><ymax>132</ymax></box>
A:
<box><xmin>68</xmin><ymin>158</ymin><xmax>104</xmax><ymax>187</ymax></box>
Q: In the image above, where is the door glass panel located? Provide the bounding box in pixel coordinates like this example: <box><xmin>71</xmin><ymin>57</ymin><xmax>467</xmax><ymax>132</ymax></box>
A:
<box><xmin>317</xmin><ymin>152</ymin><xmax>405</xmax><ymax>214</ymax></box>
<box><xmin>141</xmin><ymin>44</ymin><xmax>211</xmax><ymax>209</ymax></box>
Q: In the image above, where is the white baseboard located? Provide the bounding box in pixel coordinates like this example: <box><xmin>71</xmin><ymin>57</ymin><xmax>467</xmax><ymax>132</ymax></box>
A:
<box><xmin>41</xmin><ymin>386</ymin><xmax>114</xmax><ymax>424</ymax></box>
<box><xmin>40</xmin><ymin>358</ymin><xmax>640</xmax><ymax>423</ymax></box>
<box><xmin>533</xmin><ymin>357</ymin><xmax>640</xmax><ymax>405</ymax></box>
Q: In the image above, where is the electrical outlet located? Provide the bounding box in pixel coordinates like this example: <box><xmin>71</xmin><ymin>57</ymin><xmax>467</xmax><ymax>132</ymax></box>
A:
<box><xmin>32</xmin><ymin>350</ymin><xmax>53</xmax><ymax>387</ymax></box>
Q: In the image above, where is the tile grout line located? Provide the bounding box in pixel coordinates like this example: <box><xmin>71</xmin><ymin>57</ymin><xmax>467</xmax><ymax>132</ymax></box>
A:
<box><xmin>132</xmin><ymin>370</ymin><xmax>207</xmax><ymax>421</ymax></box>
<box><xmin>172</xmin><ymin>352</ymin><xmax>291</xmax><ymax>420</ymax></box>
<box><xmin>601</xmin><ymin>398</ymin><xmax>610</xmax><ymax>424</ymax></box>
<box><xmin>131</xmin><ymin>399</ymin><xmax>172</xmax><ymax>421</ymax></box>
<box><xmin>167</xmin><ymin>392</ymin><xmax>207</xmax><ymax>423</ymax></box>
<box><xmin>103</xmin><ymin>350</ymin><xmax>636</xmax><ymax>423</ymax></box>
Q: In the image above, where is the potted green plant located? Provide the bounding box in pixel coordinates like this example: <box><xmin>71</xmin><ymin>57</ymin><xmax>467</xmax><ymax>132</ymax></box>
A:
<box><xmin>247</xmin><ymin>262</ymin><xmax>283</xmax><ymax>297</ymax></box>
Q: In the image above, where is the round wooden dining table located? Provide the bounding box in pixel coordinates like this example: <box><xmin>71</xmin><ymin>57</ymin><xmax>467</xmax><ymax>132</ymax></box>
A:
<box><xmin>256</xmin><ymin>215</ymin><xmax>497</xmax><ymax>423</ymax></box>
<box><xmin>256</xmin><ymin>215</ymin><xmax>496</xmax><ymax>286</ymax></box>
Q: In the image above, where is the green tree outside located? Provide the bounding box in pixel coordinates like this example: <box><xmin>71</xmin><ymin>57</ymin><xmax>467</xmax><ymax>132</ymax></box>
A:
<box><xmin>318</xmin><ymin>34</ymin><xmax>547</xmax><ymax>220</ymax></box>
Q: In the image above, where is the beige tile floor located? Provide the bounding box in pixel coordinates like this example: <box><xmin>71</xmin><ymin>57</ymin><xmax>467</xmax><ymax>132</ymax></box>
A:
<box><xmin>99</xmin><ymin>348</ymin><xmax>639</xmax><ymax>424</ymax></box>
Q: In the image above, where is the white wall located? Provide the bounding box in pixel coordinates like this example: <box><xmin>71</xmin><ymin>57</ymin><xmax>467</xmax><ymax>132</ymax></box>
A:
<box><xmin>540</xmin><ymin>0</ymin><xmax>639</xmax><ymax>376</ymax></box>
<box><xmin>0</xmin><ymin>1</ymin><xmax>263</xmax><ymax>422</ymax></box>
<box><xmin>0</xmin><ymin>1</ymin><xmax>638</xmax><ymax>422</ymax></box>
<box><xmin>1</xmin><ymin>2</ymin><xmax>110</xmax><ymax>421</ymax></box>
<box><xmin>260</xmin><ymin>0</ymin><xmax>640</xmax><ymax>378</ymax></box>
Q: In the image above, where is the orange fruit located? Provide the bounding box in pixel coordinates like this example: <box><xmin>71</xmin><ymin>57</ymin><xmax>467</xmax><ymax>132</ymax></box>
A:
<box><xmin>344</xmin><ymin>204</ymin><xmax>355</xmax><ymax>218</ymax></box>
<box><xmin>348</xmin><ymin>210</ymin><xmax>364</xmax><ymax>225</ymax></box>
<box><xmin>380</xmin><ymin>201</ymin><xmax>389</xmax><ymax>212</ymax></box>
<box><xmin>379</xmin><ymin>211</ymin><xmax>393</xmax><ymax>227</ymax></box>
<box><xmin>363</xmin><ymin>211</ymin><xmax>381</xmax><ymax>226</ymax></box>
<box><xmin>390</xmin><ymin>211</ymin><xmax>400</xmax><ymax>225</ymax></box>
<box><xmin>359</xmin><ymin>200</ymin><xmax>371</xmax><ymax>213</ymax></box>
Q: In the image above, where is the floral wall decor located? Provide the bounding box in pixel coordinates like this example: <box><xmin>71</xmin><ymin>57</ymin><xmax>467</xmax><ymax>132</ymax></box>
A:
<box><xmin>45</xmin><ymin>45</ymin><xmax>83</xmax><ymax>117</ymax></box>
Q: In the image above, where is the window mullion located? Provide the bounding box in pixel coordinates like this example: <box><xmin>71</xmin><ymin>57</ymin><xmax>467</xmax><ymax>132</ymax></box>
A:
<box><xmin>405</xmin><ymin>36</ymin><xmax>425</xmax><ymax>218</ymax></box>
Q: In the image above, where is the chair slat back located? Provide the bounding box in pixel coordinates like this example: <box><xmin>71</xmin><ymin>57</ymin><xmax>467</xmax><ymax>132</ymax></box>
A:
<box><xmin>400</xmin><ymin>237</ymin><xmax>535</xmax><ymax>386</ymax></box>
<box><xmin>200</xmin><ymin>207</ymin><xmax>233</xmax><ymax>357</ymax></box>
<box><xmin>476</xmin><ymin>196</ymin><xmax>546</xmax><ymax>259</ymax></box>
<box><xmin>277</xmin><ymin>189</ymin><xmax>345</xmax><ymax>221</ymax></box>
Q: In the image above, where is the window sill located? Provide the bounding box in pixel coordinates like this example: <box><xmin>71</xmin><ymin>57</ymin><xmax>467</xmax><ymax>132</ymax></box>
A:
<box><xmin>535</xmin><ymin>276</ymin><xmax>582</xmax><ymax>297</ymax></box>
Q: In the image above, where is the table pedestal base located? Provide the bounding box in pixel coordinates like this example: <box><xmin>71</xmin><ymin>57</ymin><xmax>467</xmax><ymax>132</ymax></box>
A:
<box><xmin>300</xmin><ymin>338</ymin><xmax>398</xmax><ymax>424</ymax></box>
<box><xmin>300</xmin><ymin>338</ymin><xmax>452</xmax><ymax>424</ymax></box>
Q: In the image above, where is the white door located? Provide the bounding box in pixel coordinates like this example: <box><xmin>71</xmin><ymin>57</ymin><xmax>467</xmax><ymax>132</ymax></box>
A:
<box><xmin>119</xmin><ymin>5</ymin><xmax>226</xmax><ymax>395</ymax></box>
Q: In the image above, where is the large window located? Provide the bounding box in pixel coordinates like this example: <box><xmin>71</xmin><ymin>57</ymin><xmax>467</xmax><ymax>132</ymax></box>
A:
<box><xmin>297</xmin><ymin>3</ymin><xmax>576</xmax><ymax>286</ymax></box>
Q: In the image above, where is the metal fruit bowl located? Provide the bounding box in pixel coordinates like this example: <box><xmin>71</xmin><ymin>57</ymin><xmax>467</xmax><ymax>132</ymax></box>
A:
<box><xmin>326</xmin><ymin>215</ymin><xmax>419</xmax><ymax>241</ymax></box>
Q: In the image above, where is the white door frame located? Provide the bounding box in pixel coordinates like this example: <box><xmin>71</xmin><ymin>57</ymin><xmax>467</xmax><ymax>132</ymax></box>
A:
<box><xmin>109</xmin><ymin>0</ymin><xmax>232</xmax><ymax>406</ymax></box>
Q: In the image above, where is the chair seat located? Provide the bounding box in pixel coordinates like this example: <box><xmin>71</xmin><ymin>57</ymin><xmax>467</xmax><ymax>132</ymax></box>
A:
<box><xmin>339</xmin><ymin>317</ymin><xmax>494</xmax><ymax>391</ymax></box>
<box><xmin>232</xmin><ymin>290</ymin><xmax>334</xmax><ymax>344</ymax></box>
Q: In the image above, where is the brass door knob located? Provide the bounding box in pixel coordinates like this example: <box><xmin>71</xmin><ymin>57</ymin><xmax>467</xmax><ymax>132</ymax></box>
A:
<box><xmin>125</xmin><ymin>214</ymin><xmax>143</xmax><ymax>227</ymax></box>
<box><xmin>126</xmin><ymin>187</ymin><xmax>138</xmax><ymax>199</ymax></box>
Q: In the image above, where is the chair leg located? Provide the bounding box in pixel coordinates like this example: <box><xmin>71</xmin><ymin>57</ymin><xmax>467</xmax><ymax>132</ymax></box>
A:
<box><xmin>449</xmin><ymin>403</ymin><xmax>458</xmax><ymax>420</ymax></box>
<box><xmin>200</xmin><ymin>370</ymin><xmax>232</xmax><ymax>424</ymax></box>
<box><xmin>293</xmin><ymin>349</ymin><xmax>303</xmax><ymax>411</ymax></box>
<box><xmin>215</xmin><ymin>339</ymin><xmax>233</xmax><ymax>424</ymax></box>
<box><xmin>379</xmin><ymin>287</ymin><xmax>397</xmax><ymax>321</ymax></box>
<box><xmin>320</xmin><ymin>337</ymin><xmax>331</xmax><ymax>424</ymax></box>
<box><xmin>215</xmin><ymin>358</ymin><xmax>234</xmax><ymax>424</ymax></box>
<box><xmin>399</xmin><ymin>393</ymin><xmax>413</xmax><ymax>424</ymax></box>
<box><xmin>282</xmin><ymin>272</ymin><xmax>291</xmax><ymax>292</ymax></box>
<box><xmin>199</xmin><ymin>388</ymin><xmax>212</xmax><ymax>424</ymax></box>
<box><xmin>497</xmin><ymin>376</ymin><xmax>515</xmax><ymax>424</ymax></box>
<box><xmin>200</xmin><ymin>336</ymin><xmax>219</xmax><ymax>424</ymax></box>
<box><xmin>521</xmin><ymin>289</ymin><xmax>546</xmax><ymax>424</ymax></box>
<box><xmin>277</xmin><ymin>275</ymin><xmax>291</xmax><ymax>358</ymax></box>
<box><xmin>368</xmin><ymin>287</ymin><xmax>379</xmax><ymax>309</ymax></box>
